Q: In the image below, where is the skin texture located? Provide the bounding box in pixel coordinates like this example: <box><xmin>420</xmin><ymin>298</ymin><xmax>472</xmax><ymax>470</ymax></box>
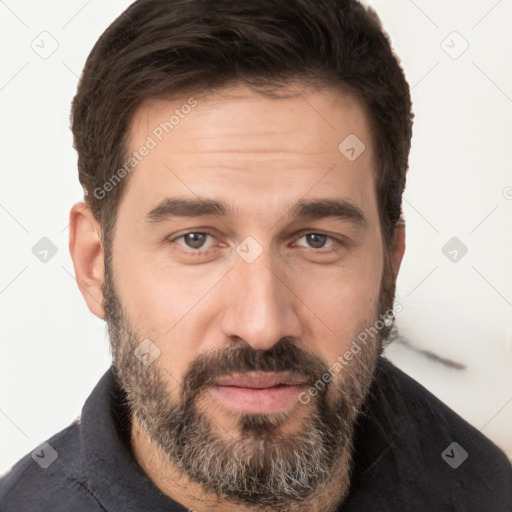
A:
<box><xmin>69</xmin><ymin>83</ymin><xmax>406</xmax><ymax>512</ymax></box>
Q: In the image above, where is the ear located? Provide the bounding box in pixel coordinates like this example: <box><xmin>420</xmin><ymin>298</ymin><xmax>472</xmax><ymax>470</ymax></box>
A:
<box><xmin>390</xmin><ymin>216</ymin><xmax>406</xmax><ymax>279</ymax></box>
<box><xmin>69</xmin><ymin>201</ymin><xmax>106</xmax><ymax>320</ymax></box>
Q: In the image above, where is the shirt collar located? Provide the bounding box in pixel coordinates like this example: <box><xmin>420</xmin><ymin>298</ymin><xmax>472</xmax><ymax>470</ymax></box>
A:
<box><xmin>80</xmin><ymin>367</ymin><xmax>188</xmax><ymax>512</ymax></box>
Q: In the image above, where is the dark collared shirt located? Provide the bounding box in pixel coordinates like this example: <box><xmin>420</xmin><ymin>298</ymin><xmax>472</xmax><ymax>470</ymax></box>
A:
<box><xmin>1</xmin><ymin>357</ymin><xmax>511</xmax><ymax>511</ymax></box>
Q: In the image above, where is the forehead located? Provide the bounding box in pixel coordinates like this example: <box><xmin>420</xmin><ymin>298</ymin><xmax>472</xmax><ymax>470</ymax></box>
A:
<box><xmin>119</xmin><ymin>83</ymin><xmax>377</xmax><ymax>223</ymax></box>
<box><xmin>130</xmin><ymin>83</ymin><xmax>372</xmax><ymax>156</ymax></box>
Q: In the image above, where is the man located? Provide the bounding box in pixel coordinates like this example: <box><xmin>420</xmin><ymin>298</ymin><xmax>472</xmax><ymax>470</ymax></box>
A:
<box><xmin>1</xmin><ymin>0</ymin><xmax>511</xmax><ymax>510</ymax></box>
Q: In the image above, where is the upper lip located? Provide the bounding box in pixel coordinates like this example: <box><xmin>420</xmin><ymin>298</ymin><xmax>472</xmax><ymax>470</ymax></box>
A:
<box><xmin>213</xmin><ymin>372</ymin><xmax>307</xmax><ymax>389</ymax></box>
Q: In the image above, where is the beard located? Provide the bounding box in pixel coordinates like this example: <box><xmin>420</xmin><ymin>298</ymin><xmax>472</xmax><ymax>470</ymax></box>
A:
<box><xmin>101</xmin><ymin>249</ymin><xmax>396</xmax><ymax>511</ymax></box>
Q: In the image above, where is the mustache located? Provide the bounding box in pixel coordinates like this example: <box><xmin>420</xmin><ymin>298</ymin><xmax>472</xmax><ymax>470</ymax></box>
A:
<box><xmin>181</xmin><ymin>337</ymin><xmax>330</xmax><ymax>398</ymax></box>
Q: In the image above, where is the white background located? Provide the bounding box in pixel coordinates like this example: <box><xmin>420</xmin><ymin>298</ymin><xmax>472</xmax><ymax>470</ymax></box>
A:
<box><xmin>1</xmin><ymin>0</ymin><xmax>511</xmax><ymax>475</ymax></box>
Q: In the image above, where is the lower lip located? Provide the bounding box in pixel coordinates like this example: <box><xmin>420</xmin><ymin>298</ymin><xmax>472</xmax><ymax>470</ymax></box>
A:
<box><xmin>209</xmin><ymin>384</ymin><xmax>307</xmax><ymax>414</ymax></box>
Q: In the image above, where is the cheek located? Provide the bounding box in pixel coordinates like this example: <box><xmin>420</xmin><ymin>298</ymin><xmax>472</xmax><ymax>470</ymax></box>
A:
<box><xmin>114</xmin><ymin>242</ymin><xmax>221</xmax><ymax>328</ymax></box>
<box><xmin>295</xmin><ymin>248</ymin><xmax>383</xmax><ymax>361</ymax></box>
<box><xmin>112</xmin><ymin>250</ymin><xmax>226</xmax><ymax>380</ymax></box>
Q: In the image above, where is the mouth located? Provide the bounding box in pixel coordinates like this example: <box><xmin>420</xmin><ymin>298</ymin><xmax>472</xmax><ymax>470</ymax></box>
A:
<box><xmin>209</xmin><ymin>372</ymin><xmax>309</xmax><ymax>414</ymax></box>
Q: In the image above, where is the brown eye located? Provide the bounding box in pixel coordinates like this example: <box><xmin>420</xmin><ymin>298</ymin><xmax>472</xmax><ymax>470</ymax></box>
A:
<box><xmin>306</xmin><ymin>234</ymin><xmax>327</xmax><ymax>248</ymax></box>
<box><xmin>296</xmin><ymin>233</ymin><xmax>335</xmax><ymax>249</ymax></box>
<box><xmin>183</xmin><ymin>233</ymin><xmax>207</xmax><ymax>249</ymax></box>
<box><xmin>174</xmin><ymin>232</ymin><xmax>215</xmax><ymax>250</ymax></box>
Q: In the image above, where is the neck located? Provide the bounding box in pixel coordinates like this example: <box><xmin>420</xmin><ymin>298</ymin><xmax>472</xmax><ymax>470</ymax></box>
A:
<box><xmin>129</xmin><ymin>417</ymin><xmax>353</xmax><ymax>512</ymax></box>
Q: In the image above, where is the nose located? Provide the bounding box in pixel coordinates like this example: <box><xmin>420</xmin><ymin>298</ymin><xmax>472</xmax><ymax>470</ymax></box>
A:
<box><xmin>220</xmin><ymin>250</ymin><xmax>301</xmax><ymax>351</ymax></box>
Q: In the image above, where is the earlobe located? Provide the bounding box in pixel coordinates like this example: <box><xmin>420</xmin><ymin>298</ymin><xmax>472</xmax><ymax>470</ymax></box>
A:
<box><xmin>69</xmin><ymin>201</ymin><xmax>106</xmax><ymax>320</ymax></box>
<box><xmin>390</xmin><ymin>217</ymin><xmax>406</xmax><ymax>279</ymax></box>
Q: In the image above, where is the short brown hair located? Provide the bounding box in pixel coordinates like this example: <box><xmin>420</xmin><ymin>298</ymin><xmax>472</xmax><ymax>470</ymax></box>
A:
<box><xmin>72</xmin><ymin>0</ymin><xmax>413</xmax><ymax>250</ymax></box>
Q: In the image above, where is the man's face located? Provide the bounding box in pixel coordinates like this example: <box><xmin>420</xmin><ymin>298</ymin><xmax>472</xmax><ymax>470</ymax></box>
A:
<box><xmin>100</xmin><ymin>83</ymin><xmax>398</xmax><ymax>508</ymax></box>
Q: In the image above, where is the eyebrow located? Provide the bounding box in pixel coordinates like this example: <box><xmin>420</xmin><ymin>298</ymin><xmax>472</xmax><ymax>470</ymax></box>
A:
<box><xmin>146</xmin><ymin>197</ymin><xmax>234</xmax><ymax>223</ymax></box>
<box><xmin>145</xmin><ymin>197</ymin><xmax>367</xmax><ymax>226</ymax></box>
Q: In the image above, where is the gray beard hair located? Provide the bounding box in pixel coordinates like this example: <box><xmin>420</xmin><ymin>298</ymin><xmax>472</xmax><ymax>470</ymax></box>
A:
<box><xmin>102</xmin><ymin>256</ymin><xmax>389</xmax><ymax>510</ymax></box>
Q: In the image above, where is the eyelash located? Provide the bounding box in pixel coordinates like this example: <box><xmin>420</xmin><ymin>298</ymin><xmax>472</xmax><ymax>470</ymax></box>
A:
<box><xmin>168</xmin><ymin>231</ymin><xmax>342</xmax><ymax>256</ymax></box>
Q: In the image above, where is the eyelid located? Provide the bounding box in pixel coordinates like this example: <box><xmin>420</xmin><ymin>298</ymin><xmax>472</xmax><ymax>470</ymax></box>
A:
<box><xmin>169</xmin><ymin>230</ymin><xmax>217</xmax><ymax>250</ymax></box>
<box><xmin>294</xmin><ymin>233</ymin><xmax>336</xmax><ymax>248</ymax></box>
<box><xmin>292</xmin><ymin>232</ymin><xmax>347</xmax><ymax>251</ymax></box>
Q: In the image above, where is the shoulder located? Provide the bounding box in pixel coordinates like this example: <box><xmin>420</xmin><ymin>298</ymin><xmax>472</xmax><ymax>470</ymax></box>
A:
<box><xmin>350</xmin><ymin>357</ymin><xmax>512</xmax><ymax>510</ymax></box>
<box><xmin>379</xmin><ymin>357</ymin><xmax>510</xmax><ymax>466</ymax></box>
<box><xmin>0</xmin><ymin>419</ymin><xmax>103</xmax><ymax>512</ymax></box>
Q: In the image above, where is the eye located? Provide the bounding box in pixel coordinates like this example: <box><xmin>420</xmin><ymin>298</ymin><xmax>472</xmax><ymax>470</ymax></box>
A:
<box><xmin>295</xmin><ymin>233</ymin><xmax>336</xmax><ymax>249</ymax></box>
<box><xmin>174</xmin><ymin>232</ymin><xmax>216</xmax><ymax>250</ymax></box>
